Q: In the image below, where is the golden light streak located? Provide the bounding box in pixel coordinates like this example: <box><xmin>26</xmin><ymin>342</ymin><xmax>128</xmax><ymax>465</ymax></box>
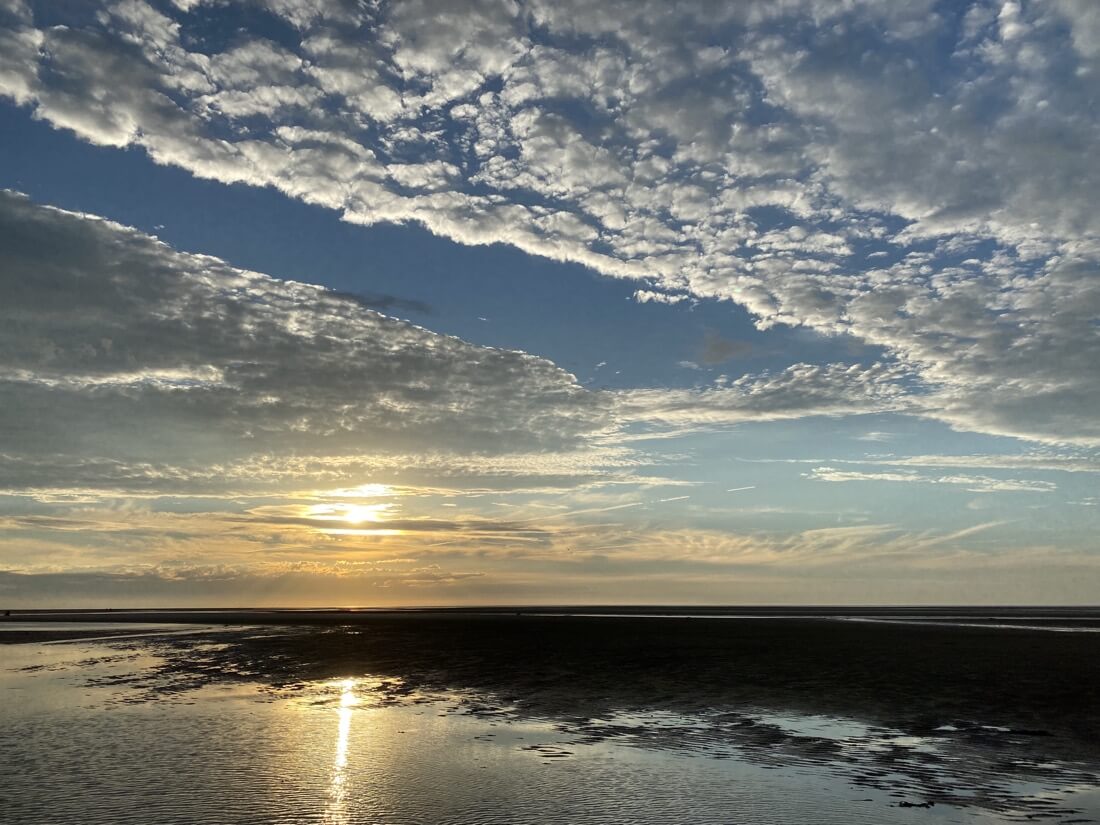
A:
<box><xmin>324</xmin><ymin>678</ymin><xmax>358</xmax><ymax>825</ymax></box>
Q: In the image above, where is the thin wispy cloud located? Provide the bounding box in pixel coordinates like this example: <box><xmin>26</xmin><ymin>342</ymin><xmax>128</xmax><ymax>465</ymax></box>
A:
<box><xmin>805</xmin><ymin>467</ymin><xmax>1058</xmax><ymax>494</ymax></box>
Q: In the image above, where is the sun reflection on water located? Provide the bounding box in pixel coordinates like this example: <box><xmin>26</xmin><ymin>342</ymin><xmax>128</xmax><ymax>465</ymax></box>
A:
<box><xmin>323</xmin><ymin>679</ymin><xmax>358</xmax><ymax>825</ymax></box>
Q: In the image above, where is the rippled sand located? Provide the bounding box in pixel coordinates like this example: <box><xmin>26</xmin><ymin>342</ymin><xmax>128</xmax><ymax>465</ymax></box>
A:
<box><xmin>2</xmin><ymin>615</ymin><xmax>1099</xmax><ymax>824</ymax></box>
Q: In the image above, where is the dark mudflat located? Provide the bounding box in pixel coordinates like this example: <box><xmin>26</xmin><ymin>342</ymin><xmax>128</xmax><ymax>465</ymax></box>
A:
<box><xmin>14</xmin><ymin>610</ymin><xmax>1088</xmax><ymax>754</ymax></box>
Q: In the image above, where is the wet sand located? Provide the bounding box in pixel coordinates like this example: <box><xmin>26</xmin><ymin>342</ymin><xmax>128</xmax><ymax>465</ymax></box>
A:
<box><xmin>5</xmin><ymin>607</ymin><xmax>1100</xmax><ymax>749</ymax></box>
<box><xmin>149</xmin><ymin>615</ymin><xmax>1100</xmax><ymax>743</ymax></box>
<box><xmin>8</xmin><ymin>608</ymin><xmax>1097</xmax><ymax>746</ymax></box>
<box><xmin>5</xmin><ymin>609</ymin><xmax>1100</xmax><ymax>820</ymax></box>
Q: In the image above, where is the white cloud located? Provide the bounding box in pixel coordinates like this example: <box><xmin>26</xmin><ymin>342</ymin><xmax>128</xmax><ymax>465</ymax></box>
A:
<box><xmin>1</xmin><ymin>0</ymin><xmax>1098</xmax><ymax>445</ymax></box>
<box><xmin>868</xmin><ymin>453</ymin><xmax>1100</xmax><ymax>475</ymax></box>
<box><xmin>0</xmin><ymin>190</ymin><xmax>615</xmax><ymax>497</ymax></box>
<box><xmin>617</xmin><ymin>362</ymin><xmax>909</xmax><ymax>426</ymax></box>
<box><xmin>633</xmin><ymin>290</ymin><xmax>689</xmax><ymax>305</ymax></box>
<box><xmin>805</xmin><ymin>466</ymin><xmax>1057</xmax><ymax>494</ymax></box>
<box><xmin>2</xmin><ymin>192</ymin><xmax>909</xmax><ymax>504</ymax></box>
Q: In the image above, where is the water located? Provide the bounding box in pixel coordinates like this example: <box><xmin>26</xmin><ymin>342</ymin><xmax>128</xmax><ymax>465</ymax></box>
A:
<box><xmin>1</xmin><ymin>636</ymin><xmax>1097</xmax><ymax>825</ymax></box>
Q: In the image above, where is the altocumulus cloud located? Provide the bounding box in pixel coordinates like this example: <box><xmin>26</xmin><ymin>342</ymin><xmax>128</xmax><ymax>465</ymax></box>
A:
<box><xmin>3</xmin><ymin>0</ymin><xmax>1100</xmax><ymax>444</ymax></box>
<box><xmin>1</xmin><ymin>192</ymin><xmax>910</xmax><ymax>501</ymax></box>
<box><xmin>0</xmin><ymin>190</ymin><xmax>612</xmax><ymax>496</ymax></box>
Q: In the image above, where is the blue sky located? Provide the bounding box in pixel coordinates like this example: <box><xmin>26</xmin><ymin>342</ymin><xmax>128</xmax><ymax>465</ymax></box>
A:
<box><xmin>0</xmin><ymin>105</ymin><xmax>872</xmax><ymax>391</ymax></box>
<box><xmin>1</xmin><ymin>0</ymin><xmax>1098</xmax><ymax>606</ymax></box>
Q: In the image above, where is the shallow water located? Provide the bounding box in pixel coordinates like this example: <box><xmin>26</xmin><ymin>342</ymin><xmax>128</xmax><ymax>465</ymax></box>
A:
<box><xmin>1</xmin><ymin>637</ymin><xmax>1097</xmax><ymax>825</ymax></box>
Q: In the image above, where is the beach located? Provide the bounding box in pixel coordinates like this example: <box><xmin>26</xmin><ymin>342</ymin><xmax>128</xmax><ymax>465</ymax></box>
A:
<box><xmin>3</xmin><ymin>609</ymin><xmax>1099</xmax><ymax>823</ymax></box>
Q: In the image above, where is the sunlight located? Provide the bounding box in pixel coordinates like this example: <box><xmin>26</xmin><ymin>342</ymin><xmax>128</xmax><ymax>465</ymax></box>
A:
<box><xmin>324</xmin><ymin>484</ymin><xmax>394</xmax><ymax>499</ymax></box>
<box><xmin>324</xmin><ymin>678</ymin><xmax>358</xmax><ymax>825</ymax></box>
<box><xmin>305</xmin><ymin>502</ymin><xmax>393</xmax><ymax>524</ymax></box>
<box><xmin>342</xmin><ymin>504</ymin><xmax>387</xmax><ymax>525</ymax></box>
<box><xmin>335</xmin><ymin>678</ymin><xmax>357</xmax><ymax>764</ymax></box>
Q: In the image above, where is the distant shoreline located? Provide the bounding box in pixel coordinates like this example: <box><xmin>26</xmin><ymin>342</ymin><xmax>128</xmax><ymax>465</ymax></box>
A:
<box><xmin>6</xmin><ymin>604</ymin><xmax>1100</xmax><ymax>614</ymax></box>
<box><xmin>4</xmin><ymin>605</ymin><xmax>1100</xmax><ymax>644</ymax></box>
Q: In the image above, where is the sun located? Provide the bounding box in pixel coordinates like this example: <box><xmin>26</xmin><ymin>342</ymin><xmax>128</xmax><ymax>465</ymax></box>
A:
<box><xmin>340</xmin><ymin>504</ymin><xmax>387</xmax><ymax>524</ymax></box>
<box><xmin>304</xmin><ymin>502</ymin><xmax>392</xmax><ymax>524</ymax></box>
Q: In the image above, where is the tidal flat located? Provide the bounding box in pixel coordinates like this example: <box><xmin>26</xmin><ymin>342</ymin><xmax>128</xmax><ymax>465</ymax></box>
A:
<box><xmin>2</xmin><ymin>610</ymin><xmax>1099</xmax><ymax>824</ymax></box>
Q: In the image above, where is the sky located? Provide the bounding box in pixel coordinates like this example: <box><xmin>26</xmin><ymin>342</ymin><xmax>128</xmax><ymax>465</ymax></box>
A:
<box><xmin>1</xmin><ymin>0</ymin><xmax>1098</xmax><ymax>607</ymax></box>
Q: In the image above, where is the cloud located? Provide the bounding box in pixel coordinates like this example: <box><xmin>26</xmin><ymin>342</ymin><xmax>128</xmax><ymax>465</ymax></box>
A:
<box><xmin>2</xmin><ymin>1</ymin><xmax>1099</xmax><ymax>443</ymax></box>
<box><xmin>617</xmin><ymin>362</ymin><xmax>909</xmax><ymax>426</ymax></box>
<box><xmin>805</xmin><ymin>467</ymin><xmax>1057</xmax><ymax>494</ymax></box>
<box><xmin>633</xmin><ymin>290</ymin><xmax>689</xmax><ymax>306</ymax></box>
<box><xmin>869</xmin><ymin>453</ymin><xmax>1100</xmax><ymax>475</ymax></box>
<box><xmin>0</xmin><ymin>190</ymin><xmax>615</xmax><ymax>499</ymax></box>
<box><xmin>5</xmin><ymin>514</ymin><xmax>1098</xmax><ymax>607</ymax></box>
<box><xmin>1</xmin><ymin>192</ymin><xmax>936</xmax><ymax>506</ymax></box>
<box><xmin>737</xmin><ymin>451</ymin><xmax>1100</xmax><ymax>475</ymax></box>
<box><xmin>855</xmin><ymin>432</ymin><xmax>893</xmax><ymax>443</ymax></box>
